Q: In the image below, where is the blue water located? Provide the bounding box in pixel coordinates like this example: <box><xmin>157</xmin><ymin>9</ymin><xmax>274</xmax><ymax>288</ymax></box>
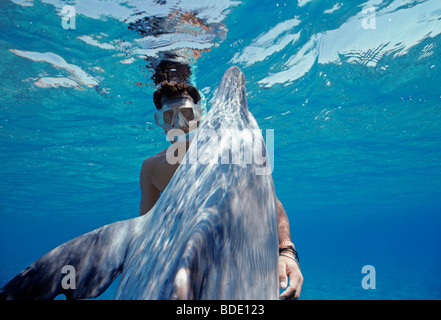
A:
<box><xmin>1</xmin><ymin>0</ymin><xmax>441</xmax><ymax>300</ymax></box>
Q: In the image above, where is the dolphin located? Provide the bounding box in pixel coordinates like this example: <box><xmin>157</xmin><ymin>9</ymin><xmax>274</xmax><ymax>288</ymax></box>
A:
<box><xmin>0</xmin><ymin>66</ymin><xmax>279</xmax><ymax>300</ymax></box>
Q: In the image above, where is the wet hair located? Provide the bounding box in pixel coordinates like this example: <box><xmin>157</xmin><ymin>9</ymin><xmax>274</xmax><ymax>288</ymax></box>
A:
<box><xmin>152</xmin><ymin>60</ymin><xmax>192</xmax><ymax>86</ymax></box>
<box><xmin>153</xmin><ymin>81</ymin><xmax>201</xmax><ymax>110</ymax></box>
<box><xmin>152</xmin><ymin>60</ymin><xmax>201</xmax><ymax>109</ymax></box>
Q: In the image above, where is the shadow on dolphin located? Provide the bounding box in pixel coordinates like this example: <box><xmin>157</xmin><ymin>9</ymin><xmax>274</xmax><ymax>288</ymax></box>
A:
<box><xmin>0</xmin><ymin>66</ymin><xmax>279</xmax><ymax>300</ymax></box>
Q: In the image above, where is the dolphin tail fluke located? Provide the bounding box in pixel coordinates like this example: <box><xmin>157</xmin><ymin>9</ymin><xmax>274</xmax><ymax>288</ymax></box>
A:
<box><xmin>0</xmin><ymin>219</ymin><xmax>135</xmax><ymax>300</ymax></box>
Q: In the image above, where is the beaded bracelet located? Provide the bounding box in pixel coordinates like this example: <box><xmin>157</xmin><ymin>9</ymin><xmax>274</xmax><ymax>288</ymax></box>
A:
<box><xmin>279</xmin><ymin>241</ymin><xmax>295</xmax><ymax>250</ymax></box>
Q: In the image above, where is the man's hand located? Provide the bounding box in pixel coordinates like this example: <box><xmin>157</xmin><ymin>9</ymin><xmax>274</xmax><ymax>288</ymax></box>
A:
<box><xmin>279</xmin><ymin>255</ymin><xmax>303</xmax><ymax>300</ymax></box>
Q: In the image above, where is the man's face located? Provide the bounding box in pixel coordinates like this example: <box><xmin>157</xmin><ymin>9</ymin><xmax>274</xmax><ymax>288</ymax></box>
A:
<box><xmin>156</xmin><ymin>91</ymin><xmax>202</xmax><ymax>136</ymax></box>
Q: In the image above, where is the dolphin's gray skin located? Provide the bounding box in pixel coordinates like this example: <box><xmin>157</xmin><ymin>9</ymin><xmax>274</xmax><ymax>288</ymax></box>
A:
<box><xmin>0</xmin><ymin>66</ymin><xmax>278</xmax><ymax>300</ymax></box>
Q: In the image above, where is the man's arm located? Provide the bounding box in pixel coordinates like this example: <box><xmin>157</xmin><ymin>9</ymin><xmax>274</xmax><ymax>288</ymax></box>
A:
<box><xmin>139</xmin><ymin>158</ymin><xmax>161</xmax><ymax>216</ymax></box>
<box><xmin>277</xmin><ymin>198</ymin><xmax>292</xmax><ymax>244</ymax></box>
<box><xmin>277</xmin><ymin>198</ymin><xmax>303</xmax><ymax>299</ymax></box>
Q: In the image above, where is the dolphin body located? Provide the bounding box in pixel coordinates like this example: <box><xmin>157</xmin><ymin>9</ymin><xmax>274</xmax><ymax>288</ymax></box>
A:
<box><xmin>0</xmin><ymin>66</ymin><xmax>279</xmax><ymax>300</ymax></box>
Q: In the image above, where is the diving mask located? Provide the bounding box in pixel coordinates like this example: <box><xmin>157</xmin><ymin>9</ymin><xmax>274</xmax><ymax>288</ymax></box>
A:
<box><xmin>154</xmin><ymin>97</ymin><xmax>203</xmax><ymax>130</ymax></box>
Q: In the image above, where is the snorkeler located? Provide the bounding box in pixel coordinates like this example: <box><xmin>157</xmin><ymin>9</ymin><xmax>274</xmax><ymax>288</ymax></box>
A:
<box><xmin>139</xmin><ymin>61</ymin><xmax>303</xmax><ymax>300</ymax></box>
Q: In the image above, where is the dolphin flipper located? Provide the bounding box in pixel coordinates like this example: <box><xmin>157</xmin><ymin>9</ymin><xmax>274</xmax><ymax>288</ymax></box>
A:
<box><xmin>170</xmin><ymin>213</ymin><xmax>218</xmax><ymax>300</ymax></box>
<box><xmin>170</xmin><ymin>234</ymin><xmax>206</xmax><ymax>300</ymax></box>
<box><xmin>0</xmin><ymin>219</ymin><xmax>135</xmax><ymax>300</ymax></box>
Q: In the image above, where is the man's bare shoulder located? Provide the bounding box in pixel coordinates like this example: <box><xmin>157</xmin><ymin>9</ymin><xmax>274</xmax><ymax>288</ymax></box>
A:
<box><xmin>141</xmin><ymin>147</ymin><xmax>168</xmax><ymax>173</ymax></box>
<box><xmin>141</xmin><ymin>146</ymin><xmax>178</xmax><ymax>192</ymax></box>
